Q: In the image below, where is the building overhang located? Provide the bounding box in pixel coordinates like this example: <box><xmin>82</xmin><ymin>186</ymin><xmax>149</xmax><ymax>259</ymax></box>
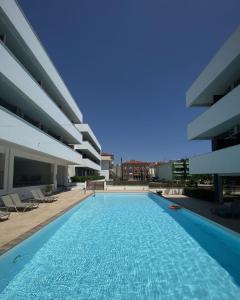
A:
<box><xmin>188</xmin><ymin>85</ymin><xmax>240</xmax><ymax>140</ymax></box>
<box><xmin>0</xmin><ymin>106</ymin><xmax>82</xmax><ymax>165</ymax></box>
<box><xmin>186</xmin><ymin>25</ymin><xmax>240</xmax><ymax>107</ymax></box>
<box><xmin>75</xmin><ymin>124</ymin><xmax>101</xmax><ymax>152</ymax></box>
<box><xmin>0</xmin><ymin>42</ymin><xmax>82</xmax><ymax>144</ymax></box>
<box><xmin>81</xmin><ymin>158</ymin><xmax>101</xmax><ymax>171</ymax></box>
<box><xmin>75</xmin><ymin>142</ymin><xmax>101</xmax><ymax>161</ymax></box>
<box><xmin>189</xmin><ymin>144</ymin><xmax>240</xmax><ymax>175</ymax></box>
<box><xmin>0</xmin><ymin>1</ymin><xmax>83</xmax><ymax>123</ymax></box>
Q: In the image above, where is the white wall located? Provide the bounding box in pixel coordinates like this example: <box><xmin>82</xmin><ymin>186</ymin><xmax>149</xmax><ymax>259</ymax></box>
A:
<box><xmin>157</xmin><ymin>163</ymin><xmax>173</xmax><ymax>181</ymax></box>
<box><xmin>0</xmin><ymin>107</ymin><xmax>82</xmax><ymax>165</ymax></box>
<box><xmin>0</xmin><ymin>42</ymin><xmax>82</xmax><ymax>144</ymax></box>
<box><xmin>0</xmin><ymin>0</ymin><xmax>83</xmax><ymax>123</ymax></box>
<box><xmin>75</xmin><ymin>124</ymin><xmax>101</xmax><ymax>151</ymax></box>
<box><xmin>82</xmin><ymin>158</ymin><xmax>101</xmax><ymax>171</ymax></box>
<box><xmin>75</xmin><ymin>142</ymin><xmax>101</xmax><ymax>161</ymax></box>
<box><xmin>189</xmin><ymin>144</ymin><xmax>240</xmax><ymax>175</ymax></box>
<box><xmin>188</xmin><ymin>85</ymin><xmax>240</xmax><ymax>140</ymax></box>
<box><xmin>101</xmin><ymin>160</ymin><xmax>110</xmax><ymax>171</ymax></box>
<box><xmin>100</xmin><ymin>170</ymin><xmax>110</xmax><ymax>180</ymax></box>
<box><xmin>186</xmin><ymin>25</ymin><xmax>240</xmax><ymax>106</ymax></box>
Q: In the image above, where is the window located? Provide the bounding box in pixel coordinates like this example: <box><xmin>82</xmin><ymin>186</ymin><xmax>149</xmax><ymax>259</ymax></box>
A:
<box><xmin>13</xmin><ymin>157</ymin><xmax>53</xmax><ymax>187</ymax></box>
<box><xmin>0</xmin><ymin>153</ymin><xmax>5</xmax><ymax>189</ymax></box>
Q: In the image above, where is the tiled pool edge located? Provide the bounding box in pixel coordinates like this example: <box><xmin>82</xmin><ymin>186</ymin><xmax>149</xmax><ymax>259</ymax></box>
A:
<box><xmin>152</xmin><ymin>192</ymin><xmax>240</xmax><ymax>237</ymax></box>
<box><xmin>0</xmin><ymin>192</ymin><xmax>93</xmax><ymax>256</ymax></box>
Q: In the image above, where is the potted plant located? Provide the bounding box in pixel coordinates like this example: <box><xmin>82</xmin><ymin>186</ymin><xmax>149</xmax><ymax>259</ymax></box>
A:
<box><xmin>45</xmin><ymin>184</ymin><xmax>53</xmax><ymax>196</ymax></box>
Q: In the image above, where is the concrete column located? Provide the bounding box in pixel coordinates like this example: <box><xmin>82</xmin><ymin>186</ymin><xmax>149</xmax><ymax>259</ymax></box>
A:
<box><xmin>2</xmin><ymin>146</ymin><xmax>10</xmax><ymax>195</ymax></box>
<box><xmin>7</xmin><ymin>148</ymin><xmax>14</xmax><ymax>194</ymax></box>
<box><xmin>53</xmin><ymin>162</ymin><xmax>58</xmax><ymax>191</ymax></box>
<box><xmin>214</xmin><ymin>174</ymin><xmax>223</xmax><ymax>203</ymax></box>
<box><xmin>63</xmin><ymin>166</ymin><xmax>68</xmax><ymax>186</ymax></box>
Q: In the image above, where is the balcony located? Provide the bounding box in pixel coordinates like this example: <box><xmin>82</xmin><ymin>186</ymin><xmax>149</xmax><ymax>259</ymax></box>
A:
<box><xmin>0</xmin><ymin>1</ymin><xmax>82</xmax><ymax>123</ymax></box>
<box><xmin>75</xmin><ymin>142</ymin><xmax>101</xmax><ymax>161</ymax></box>
<box><xmin>186</xmin><ymin>25</ymin><xmax>240</xmax><ymax>107</ymax></box>
<box><xmin>173</xmin><ymin>170</ymin><xmax>185</xmax><ymax>174</ymax></box>
<box><xmin>75</xmin><ymin>124</ymin><xmax>101</xmax><ymax>152</ymax></box>
<box><xmin>0</xmin><ymin>107</ymin><xmax>82</xmax><ymax>164</ymax></box>
<box><xmin>188</xmin><ymin>85</ymin><xmax>240</xmax><ymax>140</ymax></box>
<box><xmin>82</xmin><ymin>158</ymin><xmax>101</xmax><ymax>171</ymax></box>
<box><xmin>0</xmin><ymin>41</ymin><xmax>82</xmax><ymax>144</ymax></box>
<box><xmin>189</xmin><ymin>144</ymin><xmax>240</xmax><ymax>175</ymax></box>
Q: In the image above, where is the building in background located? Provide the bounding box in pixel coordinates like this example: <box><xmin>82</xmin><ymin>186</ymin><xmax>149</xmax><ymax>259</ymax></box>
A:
<box><xmin>70</xmin><ymin>124</ymin><xmax>101</xmax><ymax>177</ymax></box>
<box><xmin>100</xmin><ymin>153</ymin><xmax>114</xmax><ymax>180</ymax></box>
<box><xmin>112</xmin><ymin>163</ymin><xmax>122</xmax><ymax>180</ymax></box>
<box><xmin>156</xmin><ymin>159</ymin><xmax>189</xmax><ymax>181</ymax></box>
<box><xmin>0</xmin><ymin>0</ymin><xmax>100</xmax><ymax>198</ymax></box>
<box><xmin>122</xmin><ymin>160</ymin><xmax>157</xmax><ymax>181</ymax></box>
<box><xmin>187</xmin><ymin>25</ymin><xmax>240</xmax><ymax>202</ymax></box>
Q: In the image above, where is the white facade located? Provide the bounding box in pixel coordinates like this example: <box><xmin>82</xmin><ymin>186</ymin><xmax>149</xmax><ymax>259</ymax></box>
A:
<box><xmin>0</xmin><ymin>0</ymin><xmax>101</xmax><ymax>197</ymax></box>
<box><xmin>156</xmin><ymin>161</ymin><xmax>189</xmax><ymax>181</ymax></box>
<box><xmin>100</xmin><ymin>153</ymin><xmax>114</xmax><ymax>180</ymax></box>
<box><xmin>156</xmin><ymin>163</ymin><xmax>173</xmax><ymax>181</ymax></box>
<box><xmin>187</xmin><ymin>25</ymin><xmax>240</xmax><ymax>175</ymax></box>
<box><xmin>72</xmin><ymin>124</ymin><xmax>101</xmax><ymax>177</ymax></box>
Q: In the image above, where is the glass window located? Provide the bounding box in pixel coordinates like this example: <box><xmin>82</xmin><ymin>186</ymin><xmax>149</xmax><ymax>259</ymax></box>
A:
<box><xmin>13</xmin><ymin>157</ymin><xmax>53</xmax><ymax>187</ymax></box>
<box><xmin>0</xmin><ymin>153</ymin><xmax>5</xmax><ymax>189</ymax></box>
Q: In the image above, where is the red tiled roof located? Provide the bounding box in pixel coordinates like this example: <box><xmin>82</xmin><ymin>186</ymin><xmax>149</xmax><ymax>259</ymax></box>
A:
<box><xmin>122</xmin><ymin>160</ymin><xmax>157</xmax><ymax>166</ymax></box>
<box><xmin>101</xmin><ymin>152</ymin><xmax>114</xmax><ymax>157</ymax></box>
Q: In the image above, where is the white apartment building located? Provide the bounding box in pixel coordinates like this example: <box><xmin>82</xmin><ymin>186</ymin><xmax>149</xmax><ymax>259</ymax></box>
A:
<box><xmin>156</xmin><ymin>160</ymin><xmax>189</xmax><ymax>181</ymax></box>
<box><xmin>70</xmin><ymin>124</ymin><xmax>101</xmax><ymax>177</ymax></box>
<box><xmin>187</xmin><ymin>25</ymin><xmax>240</xmax><ymax>201</ymax></box>
<box><xmin>0</xmin><ymin>0</ymin><xmax>101</xmax><ymax>198</ymax></box>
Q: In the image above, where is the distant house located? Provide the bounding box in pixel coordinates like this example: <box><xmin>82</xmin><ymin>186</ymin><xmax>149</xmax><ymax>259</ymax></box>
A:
<box><xmin>100</xmin><ymin>153</ymin><xmax>114</xmax><ymax>180</ymax></box>
<box><xmin>156</xmin><ymin>159</ymin><xmax>189</xmax><ymax>181</ymax></box>
<box><xmin>112</xmin><ymin>164</ymin><xmax>122</xmax><ymax>180</ymax></box>
<box><xmin>122</xmin><ymin>160</ymin><xmax>157</xmax><ymax>181</ymax></box>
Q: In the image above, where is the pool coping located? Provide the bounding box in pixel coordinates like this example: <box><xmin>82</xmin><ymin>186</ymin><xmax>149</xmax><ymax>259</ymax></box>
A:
<box><xmin>0</xmin><ymin>192</ymin><xmax>93</xmax><ymax>256</ymax></box>
<box><xmin>153</xmin><ymin>192</ymin><xmax>240</xmax><ymax>238</ymax></box>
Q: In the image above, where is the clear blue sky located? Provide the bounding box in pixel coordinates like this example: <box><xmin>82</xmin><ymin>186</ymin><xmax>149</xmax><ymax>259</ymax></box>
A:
<box><xmin>19</xmin><ymin>0</ymin><xmax>240</xmax><ymax>162</ymax></box>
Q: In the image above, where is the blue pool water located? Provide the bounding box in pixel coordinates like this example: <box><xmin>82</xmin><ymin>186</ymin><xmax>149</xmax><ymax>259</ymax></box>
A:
<box><xmin>0</xmin><ymin>193</ymin><xmax>240</xmax><ymax>299</ymax></box>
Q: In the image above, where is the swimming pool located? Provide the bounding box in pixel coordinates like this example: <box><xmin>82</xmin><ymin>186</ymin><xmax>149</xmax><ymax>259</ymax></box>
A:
<box><xmin>0</xmin><ymin>192</ymin><xmax>240</xmax><ymax>299</ymax></box>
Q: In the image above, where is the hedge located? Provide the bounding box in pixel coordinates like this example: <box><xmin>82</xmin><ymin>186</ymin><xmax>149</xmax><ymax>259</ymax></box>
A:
<box><xmin>71</xmin><ymin>175</ymin><xmax>105</xmax><ymax>183</ymax></box>
<box><xmin>183</xmin><ymin>187</ymin><xmax>215</xmax><ymax>201</ymax></box>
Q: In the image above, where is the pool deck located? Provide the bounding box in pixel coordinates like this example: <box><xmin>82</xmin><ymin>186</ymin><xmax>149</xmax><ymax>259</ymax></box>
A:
<box><xmin>0</xmin><ymin>190</ymin><xmax>93</xmax><ymax>255</ymax></box>
<box><xmin>166</xmin><ymin>195</ymin><xmax>240</xmax><ymax>234</ymax></box>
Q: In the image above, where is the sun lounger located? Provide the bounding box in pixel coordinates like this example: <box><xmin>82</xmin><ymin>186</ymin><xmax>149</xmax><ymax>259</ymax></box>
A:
<box><xmin>10</xmin><ymin>193</ymin><xmax>39</xmax><ymax>209</ymax></box>
<box><xmin>31</xmin><ymin>190</ymin><xmax>55</xmax><ymax>203</ymax></box>
<box><xmin>0</xmin><ymin>208</ymin><xmax>10</xmax><ymax>220</ymax></box>
<box><xmin>36</xmin><ymin>189</ymin><xmax>58</xmax><ymax>201</ymax></box>
<box><xmin>1</xmin><ymin>195</ymin><xmax>35</xmax><ymax>212</ymax></box>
